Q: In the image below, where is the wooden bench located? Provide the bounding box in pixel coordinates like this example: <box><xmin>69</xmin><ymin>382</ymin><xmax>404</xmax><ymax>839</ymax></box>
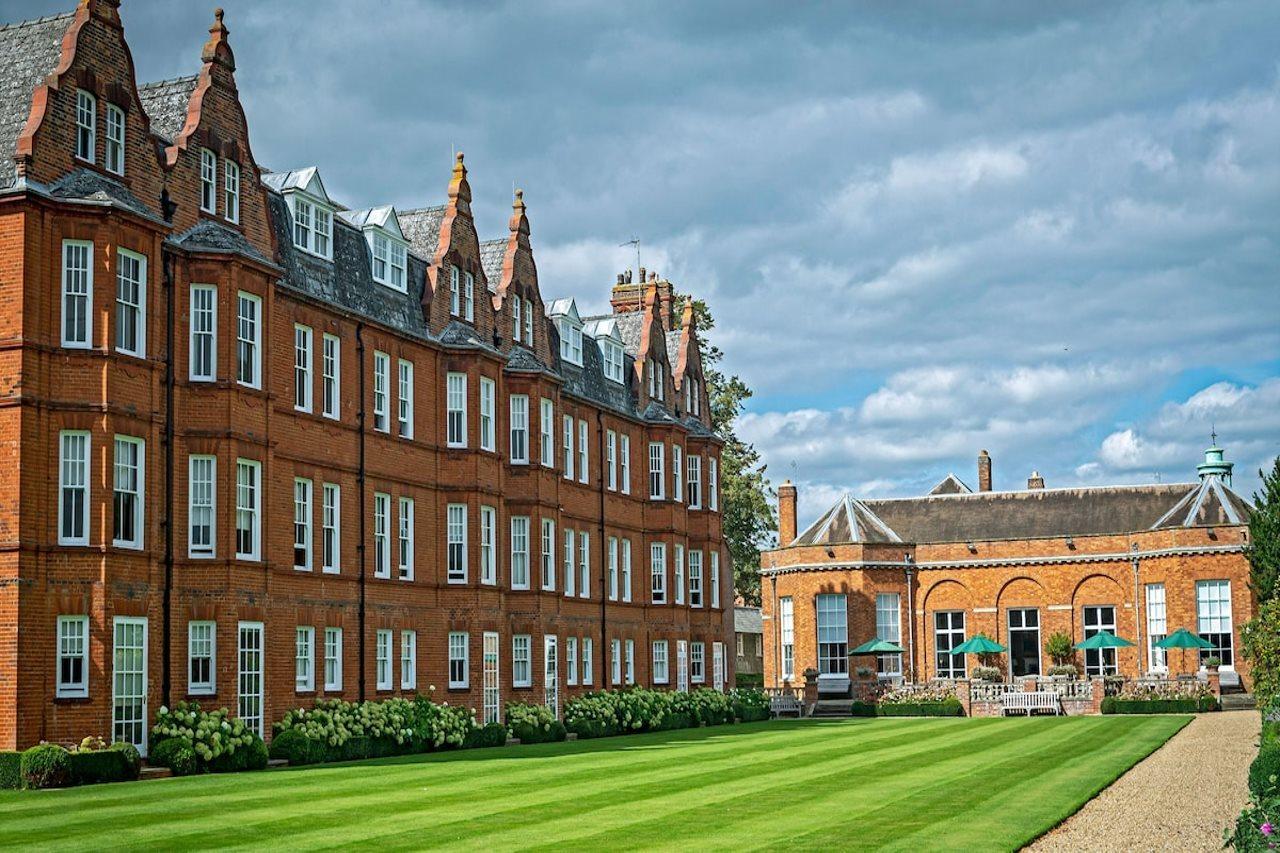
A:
<box><xmin>1000</xmin><ymin>691</ymin><xmax>1062</xmax><ymax>716</ymax></box>
<box><xmin>770</xmin><ymin>694</ymin><xmax>804</xmax><ymax>718</ymax></box>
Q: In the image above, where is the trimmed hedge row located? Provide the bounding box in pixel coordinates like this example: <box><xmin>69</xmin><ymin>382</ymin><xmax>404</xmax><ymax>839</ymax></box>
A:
<box><xmin>564</xmin><ymin>687</ymin><xmax>767</xmax><ymax>739</ymax></box>
<box><xmin>0</xmin><ymin>751</ymin><xmax>20</xmax><ymax>790</ymax></box>
<box><xmin>1</xmin><ymin>742</ymin><xmax>141</xmax><ymax>789</ymax></box>
<box><xmin>876</xmin><ymin>699</ymin><xmax>965</xmax><ymax>717</ymax></box>
<box><xmin>1100</xmin><ymin>695</ymin><xmax>1219</xmax><ymax>715</ymax></box>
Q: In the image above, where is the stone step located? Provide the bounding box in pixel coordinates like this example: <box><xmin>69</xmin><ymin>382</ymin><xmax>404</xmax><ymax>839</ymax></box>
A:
<box><xmin>139</xmin><ymin>765</ymin><xmax>172</xmax><ymax>780</ymax></box>
<box><xmin>1220</xmin><ymin>693</ymin><xmax>1256</xmax><ymax>711</ymax></box>
<box><xmin>267</xmin><ymin>758</ymin><xmax>289</xmax><ymax>768</ymax></box>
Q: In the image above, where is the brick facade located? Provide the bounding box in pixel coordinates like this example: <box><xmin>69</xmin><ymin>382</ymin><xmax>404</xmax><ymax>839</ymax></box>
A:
<box><xmin>0</xmin><ymin>1</ymin><xmax>732</xmax><ymax>752</ymax></box>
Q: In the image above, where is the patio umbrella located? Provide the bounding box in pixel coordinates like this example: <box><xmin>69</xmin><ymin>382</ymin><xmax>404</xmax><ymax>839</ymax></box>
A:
<box><xmin>1073</xmin><ymin>630</ymin><xmax>1134</xmax><ymax>650</ymax></box>
<box><xmin>848</xmin><ymin>638</ymin><xmax>906</xmax><ymax>655</ymax></box>
<box><xmin>949</xmin><ymin>635</ymin><xmax>1007</xmax><ymax>655</ymax></box>
<box><xmin>1154</xmin><ymin>627</ymin><xmax>1214</xmax><ymax>677</ymax></box>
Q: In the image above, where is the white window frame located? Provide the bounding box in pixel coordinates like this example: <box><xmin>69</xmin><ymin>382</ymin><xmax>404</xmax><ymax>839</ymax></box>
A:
<box><xmin>620</xmin><ymin>434</ymin><xmax>631</xmax><ymax>494</ymax></box>
<box><xmin>373</xmin><ymin>492</ymin><xmax>390</xmax><ymax>578</ymax></box>
<box><xmin>672</xmin><ymin>446</ymin><xmax>683</xmax><ymax>503</ymax></box>
<box><xmin>237</xmin><ymin>621</ymin><xmax>264</xmax><ymax>737</ymax></box>
<box><xmin>75</xmin><ymin>89</ymin><xmax>96</xmax><ymax>163</ymax></box>
<box><xmin>780</xmin><ymin>596</ymin><xmax>795</xmax><ymax>681</ymax></box>
<box><xmin>447</xmin><ymin>503</ymin><xmax>468</xmax><ymax>583</ymax></box>
<box><xmin>113</xmin><ymin>248</ymin><xmax>147</xmax><ymax>358</ymax></box>
<box><xmin>1146</xmin><ymin>583</ymin><xmax>1167</xmax><ymax>672</ymax></box>
<box><xmin>236</xmin><ymin>292</ymin><xmax>262</xmax><ymax>389</ymax></box>
<box><xmin>294</xmin><ymin>325</ymin><xmax>313</xmax><ymax>412</ymax></box>
<box><xmin>235</xmin><ymin>458</ymin><xmax>261</xmax><ymax>561</ymax></box>
<box><xmin>401</xmin><ymin>629</ymin><xmax>417</xmax><ymax>690</ymax></box>
<box><xmin>448</xmin><ymin>631</ymin><xmax>470</xmax><ymax>688</ymax></box>
<box><xmin>1196</xmin><ymin>579</ymin><xmax>1235</xmax><ymax>669</ymax></box>
<box><xmin>322</xmin><ymin>483</ymin><xmax>340</xmax><ymax>573</ymax></box>
<box><xmin>200</xmin><ymin>148</ymin><xmax>217</xmax><ymax>213</ymax></box>
<box><xmin>602</xmin><ymin>340</ymin><xmax>624</xmax><ymax>383</ymax></box>
<box><xmin>691</xmin><ymin>641</ymin><xmax>705</xmax><ymax>684</ymax></box>
<box><xmin>375</xmin><ymin>628</ymin><xmax>392</xmax><ymax>691</ymax></box>
<box><xmin>711</xmin><ymin>551</ymin><xmax>721</xmax><ymax>608</ymax></box>
<box><xmin>674</xmin><ymin>544</ymin><xmax>685</xmax><ymax>605</ymax></box>
<box><xmin>482</xmin><ymin>632</ymin><xmax>500</xmax><ymax>724</ymax></box>
<box><xmin>479</xmin><ymin>377</ymin><xmax>495</xmax><ymax>452</ymax></box>
<box><xmin>224</xmin><ymin>158</ymin><xmax>240</xmax><ymax>224</ymax></box>
<box><xmin>112</xmin><ymin>435</ymin><xmax>144</xmax><ymax>549</ymax></box>
<box><xmin>188</xmin><ymin>455</ymin><xmax>216</xmax><ymax>559</ymax></box>
<box><xmin>577</xmin><ymin>420</ymin><xmax>589</xmax><ymax>484</ymax></box>
<box><xmin>876</xmin><ymin>592</ymin><xmax>903</xmax><ymax>678</ymax></box>
<box><xmin>625</xmin><ymin>639</ymin><xmax>635</xmax><ymax>685</ymax></box>
<box><xmin>688</xmin><ymin>550</ymin><xmax>703</xmax><ymax>607</ymax></box>
<box><xmin>398</xmin><ymin>359</ymin><xmax>414</xmax><ymax>438</ymax></box>
<box><xmin>449</xmin><ymin>266</ymin><xmax>460</xmax><ymax>316</ymax></box>
<box><xmin>291</xmin><ymin>194</ymin><xmax>333</xmax><ymax>260</ymax></box>
<box><xmin>509</xmin><ymin>395</ymin><xmax>529</xmax><ymax>464</ymax></box>
<box><xmin>398</xmin><ymin>496</ymin><xmax>414</xmax><ymax>581</ymax></box>
<box><xmin>104</xmin><ymin>103</ymin><xmax>125</xmax><ymax>174</ymax></box>
<box><xmin>677</xmin><ymin>640</ymin><xmax>689</xmax><ymax>692</ymax></box>
<box><xmin>708</xmin><ymin>458</ymin><xmax>719</xmax><ymax>511</ymax></box>
<box><xmin>541</xmin><ymin>518</ymin><xmax>556</xmax><ymax>591</ymax></box>
<box><xmin>372</xmin><ymin>351</ymin><xmax>390</xmax><ymax>432</ymax></box>
<box><xmin>513</xmin><ymin>634</ymin><xmax>532</xmax><ymax>688</ymax></box>
<box><xmin>583</xmin><ymin>637</ymin><xmax>594</xmax><ymax>686</ymax></box>
<box><xmin>524</xmin><ymin>298</ymin><xmax>534</xmax><ymax>345</ymax></box>
<box><xmin>479</xmin><ymin>504</ymin><xmax>496</xmax><ymax>585</ymax></box>
<box><xmin>324</xmin><ymin>627</ymin><xmax>343</xmax><ymax>691</ymax></box>
<box><xmin>606</xmin><ymin>430</ymin><xmax>617</xmax><ymax>491</ymax></box>
<box><xmin>297</xmin><ymin>626</ymin><xmax>316</xmax><ymax>692</ymax></box>
<box><xmin>612</xmin><ymin>638</ymin><xmax>622</xmax><ymax>685</ymax></box>
<box><xmin>511</xmin><ymin>515</ymin><xmax>530</xmax><ymax>590</ymax></box>
<box><xmin>621</xmin><ymin>538</ymin><xmax>633</xmax><ymax>602</ymax></box>
<box><xmin>56</xmin><ymin>615</ymin><xmax>90</xmax><ymax>698</ymax></box>
<box><xmin>651</xmin><ymin>542</ymin><xmax>667</xmax><ymax>605</ymax></box>
<box><xmin>59</xmin><ymin>431</ymin><xmax>90</xmax><ymax>546</ymax></box>
<box><xmin>608</xmin><ymin>536</ymin><xmax>619</xmax><ymax>601</ymax></box>
<box><xmin>566</xmin><ymin>636</ymin><xmax>579</xmax><ymax>686</ymax></box>
<box><xmin>512</xmin><ymin>296</ymin><xmax>521</xmax><ymax>342</ymax></box>
<box><xmin>61</xmin><ymin>240</ymin><xmax>93</xmax><ymax>349</ymax></box>
<box><xmin>652</xmin><ymin>640</ymin><xmax>669</xmax><ymax>685</ymax></box>
<box><xmin>464</xmin><ymin>271</ymin><xmax>475</xmax><ymax>321</ymax></box>
<box><xmin>579</xmin><ymin>531</ymin><xmax>590</xmax><ymax>599</ymax></box>
<box><xmin>293</xmin><ymin>477</ymin><xmax>312</xmax><ymax>570</ymax></box>
<box><xmin>688</xmin><ymin>454</ymin><xmax>702</xmax><ymax>509</ymax></box>
<box><xmin>649</xmin><ymin>442</ymin><xmax>665</xmax><ymax>500</ymax></box>
<box><xmin>562</xmin><ymin>415</ymin><xmax>574</xmax><ymax>480</ymax></box>
<box><xmin>189</xmin><ymin>284</ymin><xmax>216</xmax><ymax>381</ymax></box>
<box><xmin>188</xmin><ymin>620</ymin><xmax>216</xmax><ymax>695</ymax></box>
<box><xmin>564</xmin><ymin>528</ymin><xmax>575</xmax><ymax>597</ymax></box>
<box><xmin>446</xmin><ymin>372</ymin><xmax>467</xmax><ymax>447</ymax></box>
<box><xmin>539</xmin><ymin>398</ymin><xmax>554</xmax><ymax>467</ymax></box>
<box><xmin>322</xmin><ymin>334</ymin><xmax>340</xmax><ymax>419</ymax></box>
<box><xmin>544</xmin><ymin>635</ymin><xmax>558</xmax><ymax>715</ymax></box>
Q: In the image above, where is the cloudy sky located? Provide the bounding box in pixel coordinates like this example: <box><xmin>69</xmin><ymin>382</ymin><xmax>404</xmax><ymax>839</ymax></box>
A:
<box><xmin>10</xmin><ymin>0</ymin><xmax>1278</xmax><ymax>528</ymax></box>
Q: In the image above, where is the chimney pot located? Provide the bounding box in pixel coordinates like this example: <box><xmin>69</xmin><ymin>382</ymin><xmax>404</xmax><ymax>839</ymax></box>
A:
<box><xmin>778</xmin><ymin>480</ymin><xmax>798</xmax><ymax>546</ymax></box>
<box><xmin>1027</xmin><ymin>470</ymin><xmax>1045</xmax><ymax>490</ymax></box>
<box><xmin>978</xmin><ymin>450</ymin><xmax>993</xmax><ymax>492</ymax></box>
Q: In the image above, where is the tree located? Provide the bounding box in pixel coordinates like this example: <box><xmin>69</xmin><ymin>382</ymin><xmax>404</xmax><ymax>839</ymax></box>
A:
<box><xmin>676</xmin><ymin>294</ymin><xmax>776</xmax><ymax>606</ymax></box>
<box><xmin>1243</xmin><ymin>598</ymin><xmax>1280</xmax><ymax>711</ymax></box>
<box><xmin>1249</xmin><ymin>457</ymin><xmax>1280</xmax><ymax>604</ymax></box>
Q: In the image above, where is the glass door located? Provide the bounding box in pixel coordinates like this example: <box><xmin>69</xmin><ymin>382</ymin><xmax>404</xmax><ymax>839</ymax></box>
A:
<box><xmin>1082</xmin><ymin>606</ymin><xmax>1117</xmax><ymax>676</ymax></box>
<box><xmin>238</xmin><ymin>622</ymin><xmax>264</xmax><ymax>737</ymax></box>
<box><xmin>543</xmin><ymin>635</ymin><xmax>558</xmax><ymax>718</ymax></box>
<box><xmin>112</xmin><ymin>617</ymin><xmax>148</xmax><ymax>755</ymax></box>
<box><xmin>483</xmin><ymin>632</ymin><xmax>500</xmax><ymax>724</ymax></box>
<box><xmin>676</xmin><ymin>640</ymin><xmax>689</xmax><ymax>692</ymax></box>
<box><xmin>1007</xmin><ymin>608</ymin><xmax>1040</xmax><ymax>678</ymax></box>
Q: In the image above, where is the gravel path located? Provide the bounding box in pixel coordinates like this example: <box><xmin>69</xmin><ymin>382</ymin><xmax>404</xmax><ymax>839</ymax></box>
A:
<box><xmin>1028</xmin><ymin>710</ymin><xmax>1258</xmax><ymax>852</ymax></box>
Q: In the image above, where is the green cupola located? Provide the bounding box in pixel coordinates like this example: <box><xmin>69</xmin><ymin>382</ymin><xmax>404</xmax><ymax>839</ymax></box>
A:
<box><xmin>1196</xmin><ymin>433</ymin><xmax>1233</xmax><ymax>485</ymax></box>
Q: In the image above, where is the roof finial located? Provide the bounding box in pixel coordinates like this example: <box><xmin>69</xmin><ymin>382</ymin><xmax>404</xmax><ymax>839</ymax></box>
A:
<box><xmin>1210</xmin><ymin>424</ymin><xmax>1218</xmax><ymax>446</ymax></box>
<box><xmin>215</xmin><ymin>6</ymin><xmax>224</xmax><ymax>23</ymax></box>
<box><xmin>202</xmin><ymin>5</ymin><xmax>235</xmax><ymax>70</ymax></box>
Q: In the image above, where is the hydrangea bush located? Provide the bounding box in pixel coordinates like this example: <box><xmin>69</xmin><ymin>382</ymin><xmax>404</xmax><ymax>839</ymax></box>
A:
<box><xmin>152</xmin><ymin>702</ymin><xmax>263</xmax><ymax>770</ymax></box>
<box><xmin>272</xmin><ymin>695</ymin><xmax>475</xmax><ymax>762</ymax></box>
<box><xmin>505</xmin><ymin>701</ymin><xmax>567</xmax><ymax>743</ymax></box>
<box><xmin>563</xmin><ymin>687</ymin><xmax>755</xmax><ymax>738</ymax></box>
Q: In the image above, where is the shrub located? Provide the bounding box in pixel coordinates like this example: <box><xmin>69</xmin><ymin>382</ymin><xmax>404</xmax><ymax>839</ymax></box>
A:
<box><xmin>1045</xmin><ymin>631</ymin><xmax>1074</xmax><ymax>665</ymax></box>
<box><xmin>849</xmin><ymin>701</ymin><xmax>877</xmax><ymax>717</ymax></box>
<box><xmin>110</xmin><ymin>742</ymin><xmax>142</xmax><ymax>780</ymax></box>
<box><xmin>150</xmin><ymin>737</ymin><xmax>199</xmax><ymax>777</ymax></box>
<box><xmin>877</xmin><ymin>698</ymin><xmax>964</xmax><ymax>717</ymax></box>
<box><xmin>972</xmin><ymin>666</ymin><xmax>1003</xmax><ymax>682</ymax></box>
<box><xmin>152</xmin><ymin>702</ymin><xmax>263</xmax><ymax>772</ymax></box>
<box><xmin>20</xmin><ymin>743</ymin><xmax>70</xmax><ymax>789</ymax></box>
<box><xmin>1243</xmin><ymin>600</ymin><xmax>1280</xmax><ymax>710</ymax></box>
<box><xmin>506</xmin><ymin>702</ymin><xmax>565</xmax><ymax>744</ymax></box>
<box><xmin>1250</xmin><ymin>747</ymin><xmax>1280</xmax><ymax>799</ymax></box>
<box><xmin>730</xmin><ymin>687</ymin><xmax>770</xmax><ymax>722</ymax></box>
<box><xmin>1048</xmin><ymin>664</ymin><xmax>1079</xmax><ymax>678</ymax></box>
<box><xmin>273</xmin><ymin>696</ymin><xmax>474</xmax><ymax>763</ymax></box>
<box><xmin>854</xmin><ymin>665</ymin><xmax>875</xmax><ymax>678</ymax></box>
<box><xmin>1262</xmin><ymin>720</ymin><xmax>1280</xmax><ymax>750</ymax></box>
<box><xmin>1226</xmin><ymin>792</ymin><xmax>1280</xmax><ymax>851</ymax></box>
<box><xmin>734</xmin><ymin>672</ymin><xmax>764</xmax><ymax>689</ymax></box>
<box><xmin>65</xmin><ymin>739</ymin><xmax>140</xmax><ymax>786</ymax></box>
<box><xmin>0</xmin><ymin>751</ymin><xmax>22</xmax><ymax>790</ymax></box>
<box><xmin>465</xmin><ymin>722</ymin><xmax>509</xmax><ymax>749</ymax></box>
<box><xmin>269</xmin><ymin>728</ymin><xmax>324</xmax><ymax>766</ymax></box>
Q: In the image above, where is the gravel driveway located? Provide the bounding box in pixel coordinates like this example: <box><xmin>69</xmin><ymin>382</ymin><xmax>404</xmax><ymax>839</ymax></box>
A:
<box><xmin>1028</xmin><ymin>710</ymin><xmax>1258</xmax><ymax>852</ymax></box>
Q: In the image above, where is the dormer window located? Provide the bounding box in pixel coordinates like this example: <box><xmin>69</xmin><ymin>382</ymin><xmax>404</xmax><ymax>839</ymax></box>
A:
<box><xmin>200</xmin><ymin>149</ymin><xmax>217</xmax><ymax>213</ymax></box>
<box><xmin>512</xmin><ymin>296</ymin><xmax>522</xmax><ymax>342</ymax></box>
<box><xmin>75</xmin><ymin>89</ymin><xmax>95</xmax><ymax>162</ymax></box>
<box><xmin>648</xmin><ymin>358</ymin><xmax>665</xmax><ymax>400</ymax></box>
<box><xmin>601</xmin><ymin>340</ymin><xmax>624</xmax><ymax>383</ymax></box>
<box><xmin>684</xmin><ymin>377</ymin><xmax>700</xmax><ymax>415</ymax></box>
<box><xmin>450</xmin><ymin>266</ymin><xmax>460</xmax><ymax>315</ymax></box>
<box><xmin>292</xmin><ymin>196</ymin><xmax>332</xmax><ymax>259</ymax></box>
<box><xmin>224</xmin><ymin>159</ymin><xmax>240</xmax><ymax>224</ymax></box>
<box><xmin>105</xmin><ymin>104</ymin><xmax>124</xmax><ymax>175</ymax></box>
<box><xmin>523</xmin><ymin>299</ymin><xmax>533</xmax><ymax>345</ymax></box>
<box><xmin>464</xmin><ymin>272</ymin><xmax>475</xmax><ymax>321</ymax></box>
<box><xmin>370</xmin><ymin>232</ymin><xmax>407</xmax><ymax>291</ymax></box>
<box><xmin>559</xmin><ymin>319</ymin><xmax>583</xmax><ymax>365</ymax></box>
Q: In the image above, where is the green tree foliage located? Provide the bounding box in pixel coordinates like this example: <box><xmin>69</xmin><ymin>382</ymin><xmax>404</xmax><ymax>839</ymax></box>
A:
<box><xmin>1249</xmin><ymin>457</ymin><xmax>1280</xmax><ymax>604</ymax></box>
<box><xmin>676</xmin><ymin>294</ymin><xmax>776</xmax><ymax>605</ymax></box>
<box><xmin>1242</xmin><ymin>597</ymin><xmax>1280</xmax><ymax>711</ymax></box>
<box><xmin>1044</xmin><ymin>631</ymin><xmax>1073</xmax><ymax>665</ymax></box>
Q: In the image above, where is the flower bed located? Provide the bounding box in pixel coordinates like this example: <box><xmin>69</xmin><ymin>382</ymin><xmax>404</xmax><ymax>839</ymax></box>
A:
<box><xmin>506</xmin><ymin>702</ymin><xmax>567</xmax><ymax>744</ymax></box>
<box><xmin>270</xmin><ymin>696</ymin><xmax>476</xmax><ymax>765</ymax></box>
<box><xmin>564</xmin><ymin>688</ymin><xmax>754</xmax><ymax>739</ymax></box>
<box><xmin>151</xmin><ymin>702</ymin><xmax>267</xmax><ymax>776</ymax></box>
<box><xmin>877</xmin><ymin>685</ymin><xmax>964</xmax><ymax>717</ymax></box>
<box><xmin>1101</xmin><ymin>681</ymin><xmax>1218</xmax><ymax>714</ymax></box>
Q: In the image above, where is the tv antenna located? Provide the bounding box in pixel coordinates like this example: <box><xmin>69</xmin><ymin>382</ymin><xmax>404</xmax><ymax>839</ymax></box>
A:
<box><xmin>620</xmin><ymin>237</ymin><xmax>642</xmax><ymax>309</ymax></box>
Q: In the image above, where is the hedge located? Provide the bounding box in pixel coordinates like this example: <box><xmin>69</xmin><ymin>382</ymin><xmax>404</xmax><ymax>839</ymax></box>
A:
<box><xmin>67</xmin><ymin>744</ymin><xmax>141</xmax><ymax>786</ymax></box>
<box><xmin>269</xmin><ymin>696</ymin><xmax>480</xmax><ymax>766</ymax></box>
<box><xmin>0</xmin><ymin>751</ymin><xmax>21</xmax><ymax>790</ymax></box>
<box><xmin>1100</xmin><ymin>696</ymin><xmax>1219</xmax><ymax>715</ymax></box>
<box><xmin>20</xmin><ymin>744</ymin><xmax>70</xmax><ymax>789</ymax></box>
<box><xmin>1250</xmin><ymin>746</ymin><xmax>1280</xmax><ymax>799</ymax></box>
<box><xmin>877</xmin><ymin>699</ymin><xmax>964</xmax><ymax>717</ymax></box>
<box><xmin>564</xmin><ymin>687</ymin><xmax>764</xmax><ymax>740</ymax></box>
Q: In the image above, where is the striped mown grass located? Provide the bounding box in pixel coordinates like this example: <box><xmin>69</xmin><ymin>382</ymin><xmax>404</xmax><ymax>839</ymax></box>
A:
<box><xmin>0</xmin><ymin>715</ymin><xmax>1189</xmax><ymax>851</ymax></box>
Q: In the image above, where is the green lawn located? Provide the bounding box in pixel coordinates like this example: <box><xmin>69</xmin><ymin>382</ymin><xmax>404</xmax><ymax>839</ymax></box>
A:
<box><xmin>0</xmin><ymin>715</ymin><xmax>1189</xmax><ymax>851</ymax></box>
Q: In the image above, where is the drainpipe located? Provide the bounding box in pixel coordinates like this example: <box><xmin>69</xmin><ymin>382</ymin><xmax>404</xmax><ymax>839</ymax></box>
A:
<box><xmin>356</xmin><ymin>323</ymin><xmax>367</xmax><ymax>701</ymax></box>
<box><xmin>597</xmin><ymin>409</ymin><xmax>608</xmax><ymax>686</ymax></box>
<box><xmin>771</xmin><ymin>572</ymin><xmax>779</xmax><ymax>688</ymax></box>
<box><xmin>1131</xmin><ymin>542</ymin><xmax>1142</xmax><ymax>677</ymax></box>
<box><xmin>904</xmin><ymin>553</ymin><xmax>916</xmax><ymax>683</ymax></box>
<box><xmin>161</xmin><ymin>248</ymin><xmax>176</xmax><ymax>709</ymax></box>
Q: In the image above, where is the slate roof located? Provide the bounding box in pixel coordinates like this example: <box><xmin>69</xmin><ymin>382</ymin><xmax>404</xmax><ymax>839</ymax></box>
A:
<box><xmin>49</xmin><ymin>168</ymin><xmax>160</xmax><ymax>220</ymax></box>
<box><xmin>608</xmin><ymin>311</ymin><xmax>646</xmax><ymax>357</ymax></box>
<box><xmin>928</xmin><ymin>473</ymin><xmax>972</xmax><ymax>495</ymax></box>
<box><xmin>794</xmin><ymin>479</ymin><xmax>1253</xmax><ymax>547</ymax></box>
<box><xmin>137</xmin><ymin>75</ymin><xmax>197</xmax><ymax>143</ymax></box>
<box><xmin>734</xmin><ymin>606</ymin><xmax>763</xmax><ymax>635</ymax></box>
<box><xmin>169</xmin><ymin>218</ymin><xmax>273</xmax><ymax>266</ymax></box>
<box><xmin>479</xmin><ymin>239</ymin><xmax>505</xmax><ymax>294</ymax></box>
<box><xmin>0</xmin><ymin>12</ymin><xmax>73</xmax><ymax>189</ymax></box>
<box><xmin>397</xmin><ymin>206</ymin><xmax>445</xmax><ymax>262</ymax></box>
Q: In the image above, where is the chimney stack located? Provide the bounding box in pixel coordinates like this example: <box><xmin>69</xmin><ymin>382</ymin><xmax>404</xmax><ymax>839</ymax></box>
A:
<box><xmin>978</xmin><ymin>450</ymin><xmax>992</xmax><ymax>492</ymax></box>
<box><xmin>1027</xmin><ymin>470</ymin><xmax>1044</xmax><ymax>490</ymax></box>
<box><xmin>778</xmin><ymin>480</ymin><xmax>798</xmax><ymax>546</ymax></box>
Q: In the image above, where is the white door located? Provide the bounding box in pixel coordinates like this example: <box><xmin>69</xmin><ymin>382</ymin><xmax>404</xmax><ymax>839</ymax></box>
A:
<box><xmin>238</xmin><ymin>622</ymin><xmax>264</xmax><ymax>737</ymax></box>
<box><xmin>112</xmin><ymin>617</ymin><xmax>148</xmax><ymax>755</ymax></box>
<box><xmin>713</xmin><ymin>641</ymin><xmax>725</xmax><ymax>692</ymax></box>
<box><xmin>544</xmin><ymin>635</ymin><xmax>559</xmax><ymax>717</ymax></box>
<box><xmin>483</xmin><ymin>631</ymin><xmax>500</xmax><ymax>724</ymax></box>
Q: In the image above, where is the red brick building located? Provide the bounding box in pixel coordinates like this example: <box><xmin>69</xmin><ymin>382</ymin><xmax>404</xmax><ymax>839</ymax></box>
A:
<box><xmin>0</xmin><ymin>1</ymin><xmax>731</xmax><ymax>754</ymax></box>
<box><xmin>761</xmin><ymin>446</ymin><xmax>1254</xmax><ymax>692</ymax></box>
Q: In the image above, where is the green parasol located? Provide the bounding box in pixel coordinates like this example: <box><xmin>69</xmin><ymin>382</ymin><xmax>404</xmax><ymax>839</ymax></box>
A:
<box><xmin>1153</xmin><ymin>628</ymin><xmax>1213</xmax><ymax>650</ymax></box>
<box><xmin>1074</xmin><ymin>630</ymin><xmax>1134</xmax><ymax>650</ymax></box>
<box><xmin>849</xmin><ymin>638</ymin><xmax>906</xmax><ymax>655</ymax></box>
<box><xmin>949</xmin><ymin>635</ymin><xmax>1007</xmax><ymax>655</ymax></box>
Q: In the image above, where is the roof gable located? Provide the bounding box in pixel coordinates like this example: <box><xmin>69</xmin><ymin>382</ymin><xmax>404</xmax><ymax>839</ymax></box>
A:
<box><xmin>262</xmin><ymin>165</ymin><xmax>329</xmax><ymax>202</ymax></box>
<box><xmin>928</xmin><ymin>473</ymin><xmax>973</xmax><ymax>495</ymax></box>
